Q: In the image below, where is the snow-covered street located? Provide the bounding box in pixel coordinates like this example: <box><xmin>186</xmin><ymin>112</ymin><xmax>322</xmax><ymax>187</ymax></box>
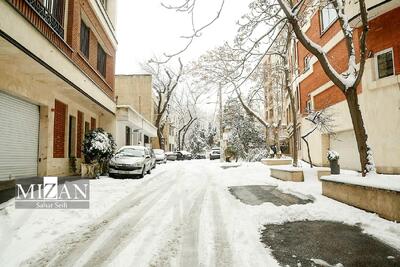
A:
<box><xmin>0</xmin><ymin>160</ymin><xmax>399</xmax><ymax>267</ymax></box>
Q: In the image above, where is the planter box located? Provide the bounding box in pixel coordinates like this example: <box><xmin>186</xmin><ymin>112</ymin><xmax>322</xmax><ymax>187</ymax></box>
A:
<box><xmin>261</xmin><ymin>158</ymin><xmax>293</xmax><ymax>166</ymax></box>
<box><xmin>316</xmin><ymin>168</ymin><xmax>331</xmax><ymax>180</ymax></box>
<box><xmin>270</xmin><ymin>167</ymin><xmax>304</xmax><ymax>182</ymax></box>
<box><xmin>321</xmin><ymin>176</ymin><xmax>400</xmax><ymax>221</ymax></box>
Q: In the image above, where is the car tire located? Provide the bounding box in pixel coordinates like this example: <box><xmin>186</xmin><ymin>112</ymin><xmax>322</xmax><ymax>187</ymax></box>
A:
<box><xmin>109</xmin><ymin>173</ymin><xmax>115</xmax><ymax>178</ymax></box>
<box><xmin>139</xmin><ymin>167</ymin><xmax>145</xmax><ymax>178</ymax></box>
<box><xmin>147</xmin><ymin>166</ymin><xmax>151</xmax><ymax>174</ymax></box>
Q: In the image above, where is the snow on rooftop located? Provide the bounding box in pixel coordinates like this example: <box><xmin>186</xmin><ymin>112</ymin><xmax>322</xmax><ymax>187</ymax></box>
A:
<box><xmin>321</xmin><ymin>174</ymin><xmax>400</xmax><ymax>192</ymax></box>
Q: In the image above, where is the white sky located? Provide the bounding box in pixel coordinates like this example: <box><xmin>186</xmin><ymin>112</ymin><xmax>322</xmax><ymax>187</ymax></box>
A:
<box><xmin>115</xmin><ymin>0</ymin><xmax>252</xmax><ymax>74</ymax></box>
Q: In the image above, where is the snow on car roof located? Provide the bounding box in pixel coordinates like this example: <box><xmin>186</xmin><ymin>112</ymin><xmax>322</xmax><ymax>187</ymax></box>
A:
<box><xmin>119</xmin><ymin>146</ymin><xmax>146</xmax><ymax>151</ymax></box>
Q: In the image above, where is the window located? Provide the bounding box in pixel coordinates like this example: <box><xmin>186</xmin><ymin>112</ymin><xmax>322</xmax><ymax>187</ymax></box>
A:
<box><xmin>320</xmin><ymin>3</ymin><xmax>338</xmax><ymax>32</ymax></box>
<box><xmin>376</xmin><ymin>48</ymin><xmax>394</xmax><ymax>79</ymax></box>
<box><xmin>304</xmin><ymin>55</ymin><xmax>311</xmax><ymax>71</ymax></box>
<box><xmin>91</xmin><ymin>117</ymin><xmax>96</xmax><ymax>130</ymax></box>
<box><xmin>306</xmin><ymin>100</ymin><xmax>313</xmax><ymax>113</ymax></box>
<box><xmin>68</xmin><ymin>115</ymin><xmax>76</xmax><ymax>157</ymax></box>
<box><xmin>80</xmin><ymin>20</ymin><xmax>90</xmax><ymax>58</ymax></box>
<box><xmin>125</xmin><ymin>126</ymin><xmax>131</xmax><ymax>145</ymax></box>
<box><xmin>85</xmin><ymin>121</ymin><xmax>90</xmax><ymax>134</ymax></box>
<box><xmin>97</xmin><ymin>43</ymin><xmax>107</xmax><ymax>77</ymax></box>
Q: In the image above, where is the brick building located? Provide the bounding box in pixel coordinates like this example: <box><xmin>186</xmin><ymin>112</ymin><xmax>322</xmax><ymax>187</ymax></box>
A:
<box><xmin>297</xmin><ymin>0</ymin><xmax>400</xmax><ymax>173</ymax></box>
<box><xmin>0</xmin><ymin>0</ymin><xmax>118</xmax><ymax>178</ymax></box>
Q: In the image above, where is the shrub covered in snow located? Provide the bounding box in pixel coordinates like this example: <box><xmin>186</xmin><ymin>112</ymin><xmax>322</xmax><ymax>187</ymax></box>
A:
<box><xmin>327</xmin><ymin>150</ymin><xmax>340</xmax><ymax>161</ymax></box>
<box><xmin>246</xmin><ymin>148</ymin><xmax>270</xmax><ymax>162</ymax></box>
<box><xmin>82</xmin><ymin>128</ymin><xmax>116</xmax><ymax>173</ymax></box>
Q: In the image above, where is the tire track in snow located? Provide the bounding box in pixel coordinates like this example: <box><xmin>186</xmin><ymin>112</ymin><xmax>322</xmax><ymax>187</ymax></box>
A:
<box><xmin>24</xmin><ymin>170</ymin><xmax>176</xmax><ymax>267</ymax></box>
<box><xmin>211</xmin><ymin>189</ymin><xmax>233</xmax><ymax>266</ymax></box>
<box><xmin>178</xmin><ymin>166</ymin><xmax>212</xmax><ymax>267</ymax></box>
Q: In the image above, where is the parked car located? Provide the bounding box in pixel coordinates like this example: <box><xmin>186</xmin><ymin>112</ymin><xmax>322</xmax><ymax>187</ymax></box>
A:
<box><xmin>176</xmin><ymin>151</ymin><xmax>192</xmax><ymax>160</ymax></box>
<box><xmin>209</xmin><ymin>148</ymin><xmax>221</xmax><ymax>160</ymax></box>
<box><xmin>194</xmin><ymin>153</ymin><xmax>206</xmax><ymax>159</ymax></box>
<box><xmin>150</xmin><ymin>149</ymin><xmax>157</xmax><ymax>169</ymax></box>
<box><xmin>165</xmin><ymin>152</ymin><xmax>177</xmax><ymax>161</ymax></box>
<box><xmin>109</xmin><ymin>146</ymin><xmax>153</xmax><ymax>178</ymax></box>
<box><xmin>153</xmin><ymin>149</ymin><xmax>167</xmax><ymax>164</ymax></box>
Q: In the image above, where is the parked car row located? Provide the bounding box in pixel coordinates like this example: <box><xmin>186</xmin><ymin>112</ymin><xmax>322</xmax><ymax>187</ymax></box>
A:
<box><xmin>108</xmin><ymin>147</ymin><xmax>200</xmax><ymax>179</ymax></box>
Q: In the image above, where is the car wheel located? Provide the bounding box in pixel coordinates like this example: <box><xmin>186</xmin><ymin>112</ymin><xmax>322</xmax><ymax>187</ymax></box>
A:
<box><xmin>109</xmin><ymin>173</ymin><xmax>115</xmax><ymax>178</ymax></box>
<box><xmin>139</xmin><ymin>167</ymin><xmax>145</xmax><ymax>178</ymax></box>
<box><xmin>147</xmin><ymin>166</ymin><xmax>151</xmax><ymax>174</ymax></box>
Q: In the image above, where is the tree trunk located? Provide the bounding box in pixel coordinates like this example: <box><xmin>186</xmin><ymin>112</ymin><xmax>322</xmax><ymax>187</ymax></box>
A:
<box><xmin>274</xmin><ymin>125</ymin><xmax>281</xmax><ymax>158</ymax></box>
<box><xmin>302</xmin><ymin>136</ymin><xmax>313</xmax><ymax>168</ymax></box>
<box><xmin>291</xmin><ymin>108</ymin><xmax>298</xmax><ymax>167</ymax></box>
<box><xmin>345</xmin><ymin>87</ymin><xmax>370</xmax><ymax>176</ymax></box>
<box><xmin>157</xmin><ymin>128</ymin><xmax>165</xmax><ymax>150</ymax></box>
<box><xmin>182</xmin><ymin>118</ymin><xmax>197</xmax><ymax>150</ymax></box>
<box><xmin>287</xmin><ymin>85</ymin><xmax>298</xmax><ymax>167</ymax></box>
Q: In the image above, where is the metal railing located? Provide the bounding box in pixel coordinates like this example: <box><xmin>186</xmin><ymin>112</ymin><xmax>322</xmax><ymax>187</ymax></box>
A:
<box><xmin>24</xmin><ymin>0</ymin><xmax>65</xmax><ymax>38</ymax></box>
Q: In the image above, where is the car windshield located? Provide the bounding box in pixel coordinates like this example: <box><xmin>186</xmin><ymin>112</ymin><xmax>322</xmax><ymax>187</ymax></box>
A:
<box><xmin>154</xmin><ymin>149</ymin><xmax>164</xmax><ymax>155</ymax></box>
<box><xmin>117</xmin><ymin>148</ymin><xmax>144</xmax><ymax>157</ymax></box>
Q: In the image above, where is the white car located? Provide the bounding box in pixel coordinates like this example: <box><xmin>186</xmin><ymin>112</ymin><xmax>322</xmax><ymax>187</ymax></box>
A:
<box><xmin>109</xmin><ymin>146</ymin><xmax>153</xmax><ymax>178</ymax></box>
<box><xmin>153</xmin><ymin>149</ymin><xmax>167</xmax><ymax>164</ymax></box>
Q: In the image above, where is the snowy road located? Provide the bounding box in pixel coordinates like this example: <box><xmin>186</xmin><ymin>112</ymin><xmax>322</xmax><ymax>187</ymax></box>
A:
<box><xmin>1</xmin><ymin>160</ymin><xmax>399</xmax><ymax>267</ymax></box>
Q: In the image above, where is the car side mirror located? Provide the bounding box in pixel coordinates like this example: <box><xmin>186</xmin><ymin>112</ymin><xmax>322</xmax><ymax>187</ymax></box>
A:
<box><xmin>146</xmin><ymin>155</ymin><xmax>150</xmax><ymax>159</ymax></box>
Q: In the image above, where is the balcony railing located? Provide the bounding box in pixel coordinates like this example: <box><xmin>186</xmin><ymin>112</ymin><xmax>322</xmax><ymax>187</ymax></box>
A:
<box><xmin>24</xmin><ymin>0</ymin><xmax>65</xmax><ymax>38</ymax></box>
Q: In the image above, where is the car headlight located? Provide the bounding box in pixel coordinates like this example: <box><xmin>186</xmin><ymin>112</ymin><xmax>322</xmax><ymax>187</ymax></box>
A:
<box><xmin>133</xmin><ymin>162</ymin><xmax>143</xmax><ymax>167</ymax></box>
<box><xmin>109</xmin><ymin>158</ymin><xmax>116</xmax><ymax>167</ymax></box>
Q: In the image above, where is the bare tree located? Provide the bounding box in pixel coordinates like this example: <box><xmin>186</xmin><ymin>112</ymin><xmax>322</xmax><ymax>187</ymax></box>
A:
<box><xmin>302</xmin><ymin>108</ymin><xmax>336</xmax><ymax>167</ymax></box>
<box><xmin>277</xmin><ymin>0</ymin><xmax>375</xmax><ymax>175</ymax></box>
<box><xmin>155</xmin><ymin>0</ymin><xmax>226</xmax><ymax>63</ymax></box>
<box><xmin>143</xmin><ymin>59</ymin><xmax>183</xmax><ymax>150</ymax></box>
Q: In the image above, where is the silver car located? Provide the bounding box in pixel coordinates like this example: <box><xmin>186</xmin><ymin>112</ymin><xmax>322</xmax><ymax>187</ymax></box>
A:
<box><xmin>109</xmin><ymin>146</ymin><xmax>153</xmax><ymax>178</ymax></box>
<box><xmin>153</xmin><ymin>149</ymin><xmax>167</xmax><ymax>164</ymax></box>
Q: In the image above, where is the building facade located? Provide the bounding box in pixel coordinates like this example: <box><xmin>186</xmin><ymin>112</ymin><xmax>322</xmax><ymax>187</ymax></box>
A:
<box><xmin>115</xmin><ymin>74</ymin><xmax>157</xmax><ymax>149</ymax></box>
<box><xmin>263</xmin><ymin>38</ymin><xmax>301</xmax><ymax>157</ymax></box>
<box><xmin>297</xmin><ymin>0</ymin><xmax>400</xmax><ymax>173</ymax></box>
<box><xmin>151</xmin><ymin>121</ymin><xmax>176</xmax><ymax>152</ymax></box>
<box><xmin>0</xmin><ymin>0</ymin><xmax>118</xmax><ymax>179</ymax></box>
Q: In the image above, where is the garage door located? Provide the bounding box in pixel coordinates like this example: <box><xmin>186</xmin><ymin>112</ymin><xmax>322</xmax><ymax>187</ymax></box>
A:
<box><xmin>0</xmin><ymin>91</ymin><xmax>39</xmax><ymax>180</ymax></box>
<box><xmin>330</xmin><ymin>130</ymin><xmax>359</xmax><ymax>171</ymax></box>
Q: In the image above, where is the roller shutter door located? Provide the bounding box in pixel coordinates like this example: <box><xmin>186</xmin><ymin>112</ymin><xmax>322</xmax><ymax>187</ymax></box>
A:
<box><xmin>0</xmin><ymin>91</ymin><xmax>39</xmax><ymax>180</ymax></box>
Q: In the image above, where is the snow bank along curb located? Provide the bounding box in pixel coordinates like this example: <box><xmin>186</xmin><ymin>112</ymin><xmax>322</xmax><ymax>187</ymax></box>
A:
<box><xmin>320</xmin><ymin>175</ymin><xmax>400</xmax><ymax>192</ymax></box>
<box><xmin>321</xmin><ymin>175</ymin><xmax>400</xmax><ymax>221</ymax></box>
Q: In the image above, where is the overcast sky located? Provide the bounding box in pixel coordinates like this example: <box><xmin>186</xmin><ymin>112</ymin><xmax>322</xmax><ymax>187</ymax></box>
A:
<box><xmin>115</xmin><ymin>0</ymin><xmax>252</xmax><ymax>74</ymax></box>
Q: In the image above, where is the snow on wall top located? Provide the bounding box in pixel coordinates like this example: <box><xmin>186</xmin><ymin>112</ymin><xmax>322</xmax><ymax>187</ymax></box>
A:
<box><xmin>321</xmin><ymin>174</ymin><xmax>400</xmax><ymax>192</ymax></box>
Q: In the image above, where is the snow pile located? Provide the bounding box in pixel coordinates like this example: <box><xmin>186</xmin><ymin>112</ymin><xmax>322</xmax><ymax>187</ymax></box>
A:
<box><xmin>366</xmin><ymin>145</ymin><xmax>377</xmax><ymax>175</ymax></box>
<box><xmin>327</xmin><ymin>150</ymin><xmax>339</xmax><ymax>161</ymax></box>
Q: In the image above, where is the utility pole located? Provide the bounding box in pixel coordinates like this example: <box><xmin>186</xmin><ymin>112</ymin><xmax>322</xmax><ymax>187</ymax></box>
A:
<box><xmin>219</xmin><ymin>84</ymin><xmax>225</xmax><ymax>162</ymax></box>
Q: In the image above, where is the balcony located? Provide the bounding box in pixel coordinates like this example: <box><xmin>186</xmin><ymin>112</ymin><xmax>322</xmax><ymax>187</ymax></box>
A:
<box><xmin>22</xmin><ymin>0</ymin><xmax>65</xmax><ymax>38</ymax></box>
